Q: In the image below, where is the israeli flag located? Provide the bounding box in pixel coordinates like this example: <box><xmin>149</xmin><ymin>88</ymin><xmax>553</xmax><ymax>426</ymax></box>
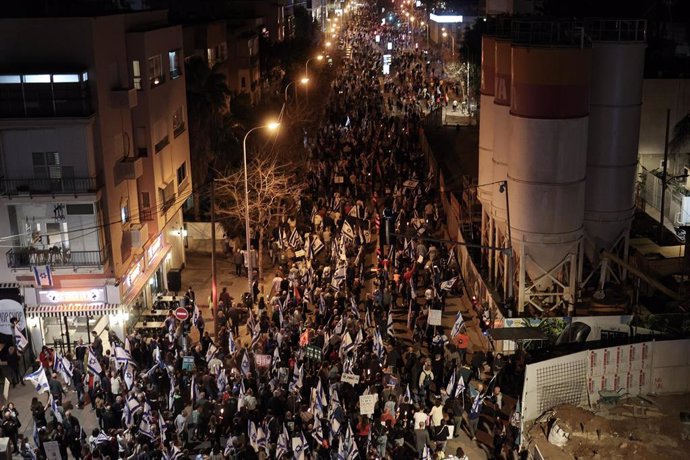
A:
<box><xmin>162</xmin><ymin>445</ymin><xmax>182</xmax><ymax>460</ymax></box>
<box><xmin>341</xmin><ymin>220</ymin><xmax>355</xmax><ymax>242</ymax></box>
<box><xmin>24</xmin><ymin>367</ymin><xmax>49</xmax><ymax>394</ymax></box>
<box><xmin>387</xmin><ymin>311</ymin><xmax>395</xmax><ymax>337</ymax></box>
<box><xmin>123</xmin><ymin>395</ymin><xmax>141</xmax><ymax>427</ymax></box>
<box><xmin>289</xmin><ymin>228</ymin><xmax>304</xmax><ymax>249</ymax></box>
<box><xmin>32</xmin><ymin>265</ymin><xmax>53</xmax><ymax>287</ymax></box>
<box><xmin>139</xmin><ymin>418</ymin><xmax>154</xmax><ymax>439</ymax></box>
<box><xmin>451</xmin><ymin>311</ymin><xmax>465</xmax><ymax>338</ymax></box>
<box><xmin>228</xmin><ymin>330</ymin><xmax>237</xmax><ymax>354</ymax></box>
<box><xmin>455</xmin><ymin>375</ymin><xmax>466</xmax><ymax>398</ymax></box>
<box><xmin>14</xmin><ymin>325</ymin><xmax>28</xmax><ymax>353</ymax></box>
<box><xmin>87</xmin><ymin>347</ymin><xmax>103</xmax><ymax>375</ymax></box>
<box><xmin>123</xmin><ymin>362</ymin><xmax>136</xmax><ymax>390</ymax></box>
<box><xmin>224</xmin><ymin>435</ymin><xmax>236</xmax><ymax>457</ymax></box>
<box><xmin>58</xmin><ymin>355</ymin><xmax>74</xmax><ymax>385</ymax></box>
<box><xmin>192</xmin><ymin>304</ymin><xmax>201</xmax><ymax>328</ymax></box>
<box><xmin>440</xmin><ymin>276</ymin><xmax>458</xmax><ymax>291</ymax></box>
<box><xmin>312</xmin><ymin>237</ymin><xmax>325</xmax><ymax>254</ymax></box>
<box><xmin>241</xmin><ymin>351</ymin><xmax>251</xmax><ymax>377</ymax></box>
<box><xmin>373</xmin><ymin>329</ymin><xmax>385</xmax><ymax>360</ymax></box>
<box><xmin>205</xmin><ymin>343</ymin><xmax>218</xmax><ymax>363</ymax></box>
<box><xmin>276</xmin><ymin>425</ymin><xmax>290</xmax><ymax>459</ymax></box>
<box><xmin>190</xmin><ymin>375</ymin><xmax>198</xmax><ymax>402</ymax></box>
<box><xmin>292</xmin><ymin>432</ymin><xmax>309</xmax><ymax>460</ymax></box>
<box><xmin>114</xmin><ymin>345</ymin><xmax>131</xmax><ymax>369</ymax></box>
<box><xmin>216</xmin><ymin>367</ymin><xmax>228</xmax><ymax>393</ymax></box>
<box><xmin>312</xmin><ymin>416</ymin><xmax>325</xmax><ymax>444</ymax></box>
<box><xmin>422</xmin><ymin>445</ymin><xmax>431</xmax><ymax>460</ymax></box>
<box><xmin>470</xmin><ymin>392</ymin><xmax>484</xmax><ymax>417</ymax></box>
<box><xmin>350</xmin><ymin>297</ymin><xmax>359</xmax><ymax>319</ymax></box>
<box><xmin>95</xmin><ymin>431</ymin><xmax>111</xmax><ymax>445</ymax></box>
<box><xmin>50</xmin><ymin>395</ymin><xmax>63</xmax><ymax>424</ymax></box>
<box><xmin>339</xmin><ymin>332</ymin><xmax>354</xmax><ymax>357</ymax></box>
<box><xmin>405</xmin><ymin>384</ymin><xmax>412</xmax><ymax>402</ymax></box>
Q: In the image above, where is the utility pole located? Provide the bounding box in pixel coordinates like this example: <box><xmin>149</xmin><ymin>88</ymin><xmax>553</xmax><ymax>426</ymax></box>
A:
<box><xmin>658</xmin><ymin>108</ymin><xmax>671</xmax><ymax>244</ymax></box>
<box><xmin>210</xmin><ymin>179</ymin><xmax>217</xmax><ymax>330</ymax></box>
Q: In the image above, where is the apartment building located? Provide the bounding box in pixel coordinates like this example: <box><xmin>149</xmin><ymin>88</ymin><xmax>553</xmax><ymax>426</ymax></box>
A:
<box><xmin>227</xmin><ymin>28</ymin><xmax>262</xmax><ymax>104</ymax></box>
<box><xmin>0</xmin><ymin>10</ymin><xmax>191</xmax><ymax>353</ymax></box>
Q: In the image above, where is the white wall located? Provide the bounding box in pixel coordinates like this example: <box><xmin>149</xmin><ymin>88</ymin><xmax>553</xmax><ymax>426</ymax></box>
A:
<box><xmin>522</xmin><ymin>339</ymin><xmax>690</xmax><ymax>423</ymax></box>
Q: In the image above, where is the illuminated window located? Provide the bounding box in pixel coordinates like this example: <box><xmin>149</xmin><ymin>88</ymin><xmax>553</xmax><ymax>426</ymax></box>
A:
<box><xmin>168</xmin><ymin>50</ymin><xmax>181</xmax><ymax>79</ymax></box>
<box><xmin>148</xmin><ymin>55</ymin><xmax>164</xmax><ymax>88</ymax></box>
<box><xmin>132</xmin><ymin>60</ymin><xmax>142</xmax><ymax>90</ymax></box>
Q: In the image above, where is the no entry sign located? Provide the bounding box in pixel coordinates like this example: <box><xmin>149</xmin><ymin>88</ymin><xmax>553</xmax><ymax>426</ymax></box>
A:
<box><xmin>174</xmin><ymin>307</ymin><xmax>189</xmax><ymax>321</ymax></box>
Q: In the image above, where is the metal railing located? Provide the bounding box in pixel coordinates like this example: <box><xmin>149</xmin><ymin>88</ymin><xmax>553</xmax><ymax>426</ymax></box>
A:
<box><xmin>6</xmin><ymin>247</ymin><xmax>105</xmax><ymax>268</ymax></box>
<box><xmin>0</xmin><ymin>176</ymin><xmax>100</xmax><ymax>196</ymax></box>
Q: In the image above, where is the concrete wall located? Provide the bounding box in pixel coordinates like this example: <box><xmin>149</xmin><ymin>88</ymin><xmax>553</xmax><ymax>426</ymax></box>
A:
<box><xmin>522</xmin><ymin>339</ymin><xmax>690</xmax><ymax>423</ymax></box>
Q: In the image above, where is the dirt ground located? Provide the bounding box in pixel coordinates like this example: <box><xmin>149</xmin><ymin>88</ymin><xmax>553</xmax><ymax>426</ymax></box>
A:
<box><xmin>525</xmin><ymin>394</ymin><xmax>690</xmax><ymax>459</ymax></box>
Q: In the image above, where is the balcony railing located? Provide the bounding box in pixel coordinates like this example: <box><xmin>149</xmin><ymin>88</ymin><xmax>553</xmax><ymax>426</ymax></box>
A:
<box><xmin>6</xmin><ymin>247</ymin><xmax>105</xmax><ymax>269</ymax></box>
<box><xmin>0</xmin><ymin>176</ymin><xmax>100</xmax><ymax>196</ymax></box>
<box><xmin>139</xmin><ymin>207</ymin><xmax>155</xmax><ymax>222</ymax></box>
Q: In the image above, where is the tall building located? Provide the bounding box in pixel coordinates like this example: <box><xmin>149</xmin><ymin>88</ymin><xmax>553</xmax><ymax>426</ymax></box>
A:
<box><xmin>0</xmin><ymin>9</ymin><xmax>192</xmax><ymax>352</ymax></box>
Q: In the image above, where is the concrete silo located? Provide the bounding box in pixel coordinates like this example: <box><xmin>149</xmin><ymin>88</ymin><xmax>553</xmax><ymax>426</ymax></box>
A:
<box><xmin>584</xmin><ymin>31</ymin><xmax>646</xmax><ymax>268</ymax></box>
<box><xmin>491</xmin><ymin>39</ymin><xmax>512</xmax><ymax>288</ymax></box>
<box><xmin>478</xmin><ymin>35</ymin><xmax>496</xmax><ymax>275</ymax></box>
<box><xmin>508</xmin><ymin>44</ymin><xmax>591</xmax><ymax>313</ymax></box>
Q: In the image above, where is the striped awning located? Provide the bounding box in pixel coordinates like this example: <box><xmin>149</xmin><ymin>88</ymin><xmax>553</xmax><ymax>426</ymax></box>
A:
<box><xmin>0</xmin><ymin>282</ymin><xmax>19</xmax><ymax>289</ymax></box>
<box><xmin>26</xmin><ymin>304</ymin><xmax>122</xmax><ymax>317</ymax></box>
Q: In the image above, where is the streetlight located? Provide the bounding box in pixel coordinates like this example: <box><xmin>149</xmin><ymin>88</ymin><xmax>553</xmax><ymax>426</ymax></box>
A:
<box><xmin>240</xmin><ymin>122</ymin><xmax>280</xmax><ymax>298</ymax></box>
<box><xmin>283</xmin><ymin>78</ymin><xmax>309</xmax><ymax>103</ymax></box>
<box><xmin>305</xmin><ymin>55</ymin><xmax>323</xmax><ymax>104</ymax></box>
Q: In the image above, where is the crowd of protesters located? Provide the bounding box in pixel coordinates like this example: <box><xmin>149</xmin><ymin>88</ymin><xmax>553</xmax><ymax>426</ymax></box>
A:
<box><xmin>11</xmin><ymin>4</ymin><xmax>525</xmax><ymax>460</ymax></box>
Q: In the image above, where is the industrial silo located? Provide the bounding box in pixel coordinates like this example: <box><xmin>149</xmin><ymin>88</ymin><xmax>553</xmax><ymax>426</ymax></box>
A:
<box><xmin>491</xmin><ymin>38</ymin><xmax>512</xmax><ymax>234</ymax></box>
<box><xmin>478</xmin><ymin>35</ymin><xmax>496</xmax><ymax>212</ymax></box>
<box><xmin>508</xmin><ymin>44</ymin><xmax>591</xmax><ymax>309</ymax></box>
<box><xmin>584</xmin><ymin>37</ymin><xmax>646</xmax><ymax>260</ymax></box>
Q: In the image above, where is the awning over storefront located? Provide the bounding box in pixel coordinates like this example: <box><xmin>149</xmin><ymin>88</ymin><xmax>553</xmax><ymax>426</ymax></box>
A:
<box><xmin>26</xmin><ymin>303</ymin><xmax>122</xmax><ymax>317</ymax></box>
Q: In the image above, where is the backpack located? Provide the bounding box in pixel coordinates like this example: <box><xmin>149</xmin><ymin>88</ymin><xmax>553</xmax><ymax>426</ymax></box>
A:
<box><xmin>422</xmin><ymin>371</ymin><xmax>432</xmax><ymax>389</ymax></box>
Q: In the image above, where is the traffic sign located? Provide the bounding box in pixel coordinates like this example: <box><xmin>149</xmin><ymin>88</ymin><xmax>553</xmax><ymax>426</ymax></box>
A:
<box><xmin>174</xmin><ymin>307</ymin><xmax>189</xmax><ymax>321</ymax></box>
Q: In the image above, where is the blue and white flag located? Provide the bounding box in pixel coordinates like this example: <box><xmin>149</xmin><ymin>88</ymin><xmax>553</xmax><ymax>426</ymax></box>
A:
<box><xmin>87</xmin><ymin>347</ymin><xmax>102</xmax><ymax>375</ymax></box>
<box><xmin>256</xmin><ymin>426</ymin><xmax>267</xmax><ymax>454</ymax></box>
<box><xmin>446</xmin><ymin>370</ymin><xmax>456</xmax><ymax>396</ymax></box>
<box><xmin>248</xmin><ymin>420</ymin><xmax>258</xmax><ymax>451</ymax></box>
<box><xmin>95</xmin><ymin>431</ymin><xmax>110</xmax><ymax>445</ymax></box>
<box><xmin>224</xmin><ymin>435</ymin><xmax>236</xmax><ymax>457</ymax></box>
<box><xmin>139</xmin><ymin>417</ymin><xmax>154</xmax><ymax>439</ymax></box>
<box><xmin>276</xmin><ymin>425</ymin><xmax>290</xmax><ymax>459</ymax></box>
<box><xmin>339</xmin><ymin>332</ymin><xmax>354</xmax><ymax>357</ymax></box>
<box><xmin>289</xmin><ymin>228</ymin><xmax>304</xmax><ymax>249</ymax></box>
<box><xmin>312</xmin><ymin>237</ymin><xmax>325</xmax><ymax>255</ymax></box>
<box><xmin>373</xmin><ymin>328</ymin><xmax>385</xmax><ymax>360</ymax></box>
<box><xmin>387</xmin><ymin>311</ymin><xmax>395</xmax><ymax>337</ymax></box>
<box><xmin>205</xmin><ymin>343</ymin><xmax>218</xmax><ymax>363</ymax></box>
<box><xmin>32</xmin><ymin>265</ymin><xmax>53</xmax><ymax>287</ymax></box>
<box><xmin>162</xmin><ymin>445</ymin><xmax>182</xmax><ymax>460</ymax></box>
<box><xmin>32</xmin><ymin>420</ymin><xmax>40</xmax><ymax>448</ymax></box>
<box><xmin>158</xmin><ymin>411</ymin><xmax>167</xmax><ymax>443</ymax></box>
<box><xmin>216</xmin><ymin>367</ymin><xmax>228</xmax><ymax>393</ymax></box>
<box><xmin>123</xmin><ymin>362</ymin><xmax>136</xmax><ymax>391</ymax></box>
<box><xmin>404</xmin><ymin>384</ymin><xmax>412</xmax><ymax>402</ymax></box>
<box><xmin>14</xmin><ymin>326</ymin><xmax>28</xmax><ymax>353</ymax></box>
<box><xmin>250</xmin><ymin>328</ymin><xmax>262</xmax><ymax>350</ymax></box>
<box><xmin>59</xmin><ymin>355</ymin><xmax>74</xmax><ymax>385</ymax></box>
<box><xmin>350</xmin><ymin>297</ymin><xmax>359</xmax><ymax>319</ymax></box>
<box><xmin>422</xmin><ymin>445</ymin><xmax>432</xmax><ymax>460</ymax></box>
<box><xmin>455</xmin><ymin>375</ymin><xmax>466</xmax><ymax>398</ymax></box>
<box><xmin>312</xmin><ymin>416</ymin><xmax>325</xmax><ymax>444</ymax></box>
<box><xmin>49</xmin><ymin>395</ymin><xmax>63</xmax><ymax>424</ymax></box>
<box><xmin>123</xmin><ymin>395</ymin><xmax>141</xmax><ymax>427</ymax></box>
<box><xmin>190</xmin><ymin>375</ymin><xmax>198</xmax><ymax>402</ymax></box>
<box><xmin>114</xmin><ymin>344</ymin><xmax>132</xmax><ymax>369</ymax></box>
<box><xmin>241</xmin><ymin>351</ymin><xmax>251</xmax><ymax>377</ymax></box>
<box><xmin>331</xmin><ymin>264</ymin><xmax>347</xmax><ymax>291</ymax></box>
<box><xmin>228</xmin><ymin>330</ymin><xmax>238</xmax><ymax>354</ymax></box>
<box><xmin>292</xmin><ymin>432</ymin><xmax>309</xmax><ymax>460</ymax></box>
<box><xmin>192</xmin><ymin>304</ymin><xmax>201</xmax><ymax>328</ymax></box>
<box><xmin>470</xmin><ymin>392</ymin><xmax>484</xmax><ymax>417</ymax></box>
<box><xmin>24</xmin><ymin>367</ymin><xmax>49</xmax><ymax>394</ymax></box>
<box><xmin>451</xmin><ymin>311</ymin><xmax>465</xmax><ymax>338</ymax></box>
<box><xmin>440</xmin><ymin>276</ymin><xmax>458</xmax><ymax>291</ymax></box>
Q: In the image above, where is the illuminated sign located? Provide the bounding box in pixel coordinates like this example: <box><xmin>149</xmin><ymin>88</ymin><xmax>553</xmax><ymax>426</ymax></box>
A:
<box><xmin>429</xmin><ymin>13</ymin><xmax>463</xmax><ymax>24</ymax></box>
<box><xmin>38</xmin><ymin>287</ymin><xmax>106</xmax><ymax>304</ymax></box>
<box><xmin>124</xmin><ymin>260</ymin><xmax>143</xmax><ymax>290</ymax></box>
<box><xmin>147</xmin><ymin>233</ymin><xmax>163</xmax><ymax>263</ymax></box>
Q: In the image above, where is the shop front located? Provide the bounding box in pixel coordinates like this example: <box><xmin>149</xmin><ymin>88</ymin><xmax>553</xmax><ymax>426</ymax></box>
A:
<box><xmin>120</xmin><ymin>232</ymin><xmax>174</xmax><ymax>312</ymax></box>
<box><xmin>23</xmin><ymin>285</ymin><xmax>125</xmax><ymax>354</ymax></box>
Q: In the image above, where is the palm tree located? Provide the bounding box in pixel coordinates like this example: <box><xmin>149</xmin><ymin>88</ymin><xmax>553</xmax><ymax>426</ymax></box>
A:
<box><xmin>185</xmin><ymin>56</ymin><xmax>231</xmax><ymax>220</ymax></box>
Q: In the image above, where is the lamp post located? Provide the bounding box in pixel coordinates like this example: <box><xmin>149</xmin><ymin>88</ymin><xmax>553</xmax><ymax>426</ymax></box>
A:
<box><xmin>442</xmin><ymin>31</ymin><xmax>455</xmax><ymax>57</ymax></box>
<box><xmin>284</xmin><ymin>77</ymin><xmax>309</xmax><ymax>103</ymax></box>
<box><xmin>305</xmin><ymin>54</ymin><xmax>323</xmax><ymax>105</ymax></box>
<box><xmin>241</xmin><ymin>122</ymin><xmax>280</xmax><ymax>298</ymax></box>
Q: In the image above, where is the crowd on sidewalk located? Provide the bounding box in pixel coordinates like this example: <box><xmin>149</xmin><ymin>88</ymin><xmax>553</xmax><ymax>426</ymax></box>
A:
<box><xmin>9</xmin><ymin>4</ymin><xmax>525</xmax><ymax>460</ymax></box>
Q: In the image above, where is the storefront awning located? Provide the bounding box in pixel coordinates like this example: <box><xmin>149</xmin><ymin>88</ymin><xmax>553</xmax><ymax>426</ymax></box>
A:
<box><xmin>26</xmin><ymin>303</ymin><xmax>122</xmax><ymax>317</ymax></box>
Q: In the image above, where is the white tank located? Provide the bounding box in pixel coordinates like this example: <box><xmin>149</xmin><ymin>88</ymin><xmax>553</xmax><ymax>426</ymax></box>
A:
<box><xmin>508</xmin><ymin>45</ymin><xmax>591</xmax><ymax>287</ymax></box>
<box><xmin>492</xmin><ymin>39</ymin><xmax>511</xmax><ymax>232</ymax></box>
<box><xmin>478</xmin><ymin>36</ymin><xmax>496</xmax><ymax>210</ymax></box>
<box><xmin>584</xmin><ymin>42</ymin><xmax>646</xmax><ymax>258</ymax></box>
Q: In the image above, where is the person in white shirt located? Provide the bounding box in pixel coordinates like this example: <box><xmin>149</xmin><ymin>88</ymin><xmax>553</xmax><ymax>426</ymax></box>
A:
<box><xmin>175</xmin><ymin>409</ymin><xmax>187</xmax><ymax>436</ymax></box>
<box><xmin>413</xmin><ymin>406</ymin><xmax>428</xmax><ymax>429</ymax></box>
<box><xmin>110</xmin><ymin>372</ymin><xmax>121</xmax><ymax>398</ymax></box>
<box><xmin>428</xmin><ymin>400</ymin><xmax>444</xmax><ymax>427</ymax></box>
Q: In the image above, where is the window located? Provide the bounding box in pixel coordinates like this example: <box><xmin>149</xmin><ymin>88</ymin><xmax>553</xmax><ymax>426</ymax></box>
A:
<box><xmin>121</xmin><ymin>199</ymin><xmax>129</xmax><ymax>224</ymax></box>
<box><xmin>218</xmin><ymin>42</ymin><xmax>228</xmax><ymax>62</ymax></box>
<box><xmin>139</xmin><ymin>191</ymin><xmax>153</xmax><ymax>221</ymax></box>
<box><xmin>154</xmin><ymin>119</ymin><xmax>169</xmax><ymax>153</ymax></box>
<box><xmin>173</xmin><ymin>107</ymin><xmax>185</xmax><ymax>137</ymax></box>
<box><xmin>132</xmin><ymin>60</ymin><xmax>142</xmax><ymax>90</ymax></box>
<box><xmin>168</xmin><ymin>50</ymin><xmax>181</xmax><ymax>79</ymax></box>
<box><xmin>160</xmin><ymin>182</ymin><xmax>175</xmax><ymax>212</ymax></box>
<box><xmin>66</xmin><ymin>203</ymin><xmax>95</xmax><ymax>215</ymax></box>
<box><xmin>241</xmin><ymin>76</ymin><xmax>246</xmax><ymax>89</ymax></box>
<box><xmin>177</xmin><ymin>162</ymin><xmax>187</xmax><ymax>187</ymax></box>
<box><xmin>207</xmin><ymin>47</ymin><xmax>216</xmax><ymax>67</ymax></box>
<box><xmin>148</xmin><ymin>55</ymin><xmax>164</xmax><ymax>88</ymax></box>
<box><xmin>32</xmin><ymin>152</ymin><xmax>62</xmax><ymax>179</ymax></box>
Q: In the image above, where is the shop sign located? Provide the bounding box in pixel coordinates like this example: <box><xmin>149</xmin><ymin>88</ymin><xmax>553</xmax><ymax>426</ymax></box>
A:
<box><xmin>38</xmin><ymin>287</ymin><xmax>106</xmax><ymax>304</ymax></box>
<box><xmin>123</xmin><ymin>260</ymin><xmax>143</xmax><ymax>290</ymax></box>
<box><xmin>0</xmin><ymin>299</ymin><xmax>26</xmax><ymax>334</ymax></box>
<box><xmin>147</xmin><ymin>233</ymin><xmax>164</xmax><ymax>264</ymax></box>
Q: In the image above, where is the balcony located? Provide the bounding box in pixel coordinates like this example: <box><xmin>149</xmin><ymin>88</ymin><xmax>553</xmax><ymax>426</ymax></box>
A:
<box><xmin>0</xmin><ymin>176</ymin><xmax>100</xmax><ymax>196</ymax></box>
<box><xmin>0</xmin><ymin>72</ymin><xmax>93</xmax><ymax>118</ymax></box>
<box><xmin>114</xmin><ymin>156</ymin><xmax>144</xmax><ymax>185</ymax></box>
<box><xmin>139</xmin><ymin>207</ymin><xmax>155</xmax><ymax>222</ymax></box>
<box><xmin>6</xmin><ymin>247</ymin><xmax>105</xmax><ymax>269</ymax></box>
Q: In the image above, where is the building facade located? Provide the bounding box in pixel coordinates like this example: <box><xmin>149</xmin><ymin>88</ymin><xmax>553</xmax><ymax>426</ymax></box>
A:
<box><xmin>0</xmin><ymin>10</ymin><xmax>192</xmax><ymax>354</ymax></box>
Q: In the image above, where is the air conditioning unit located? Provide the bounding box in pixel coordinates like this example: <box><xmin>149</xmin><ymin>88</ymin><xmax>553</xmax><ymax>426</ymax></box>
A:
<box><xmin>128</xmin><ymin>223</ymin><xmax>149</xmax><ymax>249</ymax></box>
<box><xmin>110</xmin><ymin>87</ymin><xmax>138</xmax><ymax>108</ymax></box>
<box><xmin>115</xmin><ymin>156</ymin><xmax>144</xmax><ymax>184</ymax></box>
